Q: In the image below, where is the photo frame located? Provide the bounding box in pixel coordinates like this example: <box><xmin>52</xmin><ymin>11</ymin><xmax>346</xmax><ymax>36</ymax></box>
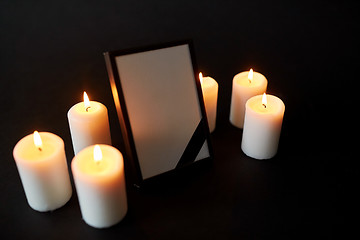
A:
<box><xmin>104</xmin><ymin>40</ymin><xmax>213</xmax><ymax>184</ymax></box>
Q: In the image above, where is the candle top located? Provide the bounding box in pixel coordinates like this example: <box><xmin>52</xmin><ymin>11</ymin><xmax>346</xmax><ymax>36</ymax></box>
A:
<box><xmin>72</xmin><ymin>144</ymin><xmax>123</xmax><ymax>178</ymax></box>
<box><xmin>201</xmin><ymin>76</ymin><xmax>218</xmax><ymax>89</ymax></box>
<box><xmin>13</xmin><ymin>132</ymin><xmax>64</xmax><ymax>162</ymax></box>
<box><xmin>234</xmin><ymin>71</ymin><xmax>267</xmax><ymax>88</ymax></box>
<box><xmin>246</xmin><ymin>94</ymin><xmax>285</xmax><ymax>116</ymax></box>
<box><xmin>68</xmin><ymin>101</ymin><xmax>108</xmax><ymax>121</ymax></box>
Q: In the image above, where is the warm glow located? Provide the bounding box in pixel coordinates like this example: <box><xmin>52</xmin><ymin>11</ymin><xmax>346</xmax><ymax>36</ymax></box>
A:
<box><xmin>199</xmin><ymin>72</ymin><xmax>203</xmax><ymax>84</ymax></box>
<box><xmin>83</xmin><ymin>91</ymin><xmax>91</xmax><ymax>111</ymax></box>
<box><xmin>248</xmin><ymin>68</ymin><xmax>253</xmax><ymax>83</ymax></box>
<box><xmin>94</xmin><ymin>145</ymin><xmax>102</xmax><ymax>164</ymax></box>
<box><xmin>33</xmin><ymin>131</ymin><xmax>42</xmax><ymax>151</ymax></box>
<box><xmin>262</xmin><ymin>93</ymin><xmax>267</xmax><ymax>108</ymax></box>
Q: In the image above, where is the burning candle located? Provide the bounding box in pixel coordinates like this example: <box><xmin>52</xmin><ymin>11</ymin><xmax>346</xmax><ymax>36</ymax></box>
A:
<box><xmin>71</xmin><ymin>144</ymin><xmax>127</xmax><ymax>228</ymax></box>
<box><xmin>229</xmin><ymin>69</ymin><xmax>267</xmax><ymax>128</ymax></box>
<box><xmin>241</xmin><ymin>93</ymin><xmax>285</xmax><ymax>159</ymax></box>
<box><xmin>13</xmin><ymin>131</ymin><xmax>72</xmax><ymax>211</ymax></box>
<box><xmin>199</xmin><ymin>72</ymin><xmax>218</xmax><ymax>132</ymax></box>
<box><xmin>68</xmin><ymin>92</ymin><xmax>112</xmax><ymax>155</ymax></box>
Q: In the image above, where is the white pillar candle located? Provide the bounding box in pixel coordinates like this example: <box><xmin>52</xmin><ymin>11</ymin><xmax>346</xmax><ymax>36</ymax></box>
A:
<box><xmin>241</xmin><ymin>93</ymin><xmax>285</xmax><ymax>160</ymax></box>
<box><xmin>229</xmin><ymin>69</ymin><xmax>267</xmax><ymax>128</ymax></box>
<box><xmin>13</xmin><ymin>131</ymin><xmax>72</xmax><ymax>212</ymax></box>
<box><xmin>199</xmin><ymin>72</ymin><xmax>218</xmax><ymax>132</ymax></box>
<box><xmin>71</xmin><ymin>144</ymin><xmax>127</xmax><ymax>228</ymax></box>
<box><xmin>68</xmin><ymin>92</ymin><xmax>112</xmax><ymax>155</ymax></box>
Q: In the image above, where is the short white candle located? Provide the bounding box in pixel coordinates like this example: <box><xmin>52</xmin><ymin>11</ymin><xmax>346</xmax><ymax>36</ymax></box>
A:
<box><xmin>229</xmin><ymin>69</ymin><xmax>267</xmax><ymax>128</ymax></box>
<box><xmin>13</xmin><ymin>131</ymin><xmax>72</xmax><ymax>212</ymax></box>
<box><xmin>241</xmin><ymin>93</ymin><xmax>285</xmax><ymax>159</ymax></box>
<box><xmin>68</xmin><ymin>92</ymin><xmax>112</xmax><ymax>155</ymax></box>
<box><xmin>199</xmin><ymin>72</ymin><xmax>218</xmax><ymax>132</ymax></box>
<box><xmin>71</xmin><ymin>144</ymin><xmax>128</xmax><ymax>228</ymax></box>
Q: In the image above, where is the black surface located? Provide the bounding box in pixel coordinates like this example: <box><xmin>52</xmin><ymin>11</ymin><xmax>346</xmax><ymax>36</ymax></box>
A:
<box><xmin>0</xmin><ymin>0</ymin><xmax>358</xmax><ymax>239</ymax></box>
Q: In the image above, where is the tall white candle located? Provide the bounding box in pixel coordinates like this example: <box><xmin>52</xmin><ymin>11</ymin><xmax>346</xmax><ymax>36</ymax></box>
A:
<box><xmin>199</xmin><ymin>72</ymin><xmax>218</xmax><ymax>133</ymax></box>
<box><xmin>229</xmin><ymin>69</ymin><xmax>267</xmax><ymax>128</ymax></box>
<box><xmin>13</xmin><ymin>131</ymin><xmax>72</xmax><ymax>212</ymax></box>
<box><xmin>71</xmin><ymin>144</ymin><xmax>127</xmax><ymax>228</ymax></box>
<box><xmin>68</xmin><ymin>92</ymin><xmax>112</xmax><ymax>155</ymax></box>
<box><xmin>241</xmin><ymin>94</ymin><xmax>285</xmax><ymax>159</ymax></box>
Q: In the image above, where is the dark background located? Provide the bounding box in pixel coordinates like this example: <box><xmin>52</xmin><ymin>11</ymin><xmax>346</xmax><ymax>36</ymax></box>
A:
<box><xmin>0</xmin><ymin>0</ymin><xmax>358</xmax><ymax>239</ymax></box>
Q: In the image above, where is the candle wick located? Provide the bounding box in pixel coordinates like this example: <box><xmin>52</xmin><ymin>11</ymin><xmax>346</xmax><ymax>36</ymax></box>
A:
<box><xmin>248</xmin><ymin>79</ymin><xmax>251</xmax><ymax>84</ymax></box>
<box><xmin>86</xmin><ymin>106</ymin><xmax>91</xmax><ymax>112</ymax></box>
<box><xmin>38</xmin><ymin>147</ymin><xmax>42</xmax><ymax>152</ymax></box>
<box><xmin>262</xmin><ymin>104</ymin><xmax>267</xmax><ymax>108</ymax></box>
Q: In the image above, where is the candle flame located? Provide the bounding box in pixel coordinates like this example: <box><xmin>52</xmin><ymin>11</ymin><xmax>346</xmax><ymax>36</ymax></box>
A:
<box><xmin>262</xmin><ymin>93</ymin><xmax>267</xmax><ymax>108</ymax></box>
<box><xmin>94</xmin><ymin>145</ymin><xmax>102</xmax><ymax>164</ymax></box>
<box><xmin>33</xmin><ymin>131</ymin><xmax>42</xmax><ymax>151</ymax></box>
<box><xmin>248</xmin><ymin>68</ymin><xmax>253</xmax><ymax>83</ymax></box>
<box><xmin>199</xmin><ymin>72</ymin><xmax>203</xmax><ymax>84</ymax></box>
<box><xmin>83</xmin><ymin>91</ymin><xmax>91</xmax><ymax>112</ymax></box>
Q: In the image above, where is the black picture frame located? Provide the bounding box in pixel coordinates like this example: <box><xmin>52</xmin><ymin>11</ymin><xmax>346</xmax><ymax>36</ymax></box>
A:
<box><xmin>104</xmin><ymin>40</ymin><xmax>213</xmax><ymax>185</ymax></box>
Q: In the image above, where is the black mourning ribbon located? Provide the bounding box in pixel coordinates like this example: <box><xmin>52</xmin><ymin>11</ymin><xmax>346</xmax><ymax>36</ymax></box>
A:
<box><xmin>175</xmin><ymin>118</ymin><xmax>207</xmax><ymax>169</ymax></box>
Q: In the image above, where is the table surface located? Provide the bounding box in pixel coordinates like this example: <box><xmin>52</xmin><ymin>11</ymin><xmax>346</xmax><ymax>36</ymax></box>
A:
<box><xmin>0</xmin><ymin>0</ymin><xmax>357</xmax><ymax>239</ymax></box>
